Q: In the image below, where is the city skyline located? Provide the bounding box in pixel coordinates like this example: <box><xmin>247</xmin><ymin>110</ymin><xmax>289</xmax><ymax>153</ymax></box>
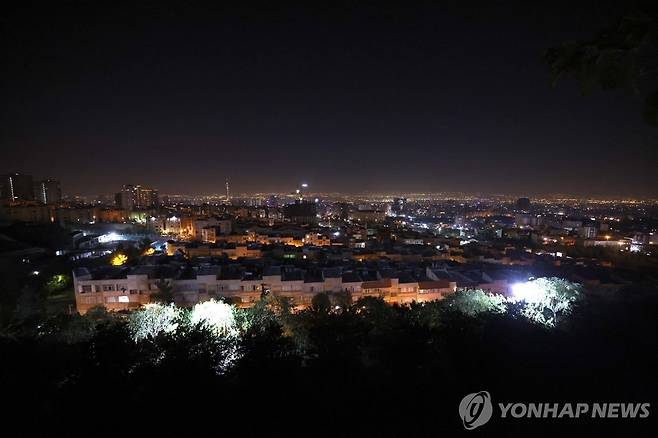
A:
<box><xmin>4</xmin><ymin>171</ymin><xmax>658</xmax><ymax>200</ymax></box>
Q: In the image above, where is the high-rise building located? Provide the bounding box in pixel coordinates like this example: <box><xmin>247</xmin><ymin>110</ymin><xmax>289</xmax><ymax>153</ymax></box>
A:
<box><xmin>136</xmin><ymin>186</ymin><xmax>159</xmax><ymax>208</ymax></box>
<box><xmin>35</xmin><ymin>179</ymin><xmax>62</xmax><ymax>204</ymax></box>
<box><xmin>116</xmin><ymin>184</ymin><xmax>137</xmax><ymax>210</ymax></box>
<box><xmin>115</xmin><ymin>184</ymin><xmax>159</xmax><ymax>210</ymax></box>
<box><xmin>0</xmin><ymin>173</ymin><xmax>35</xmax><ymax>201</ymax></box>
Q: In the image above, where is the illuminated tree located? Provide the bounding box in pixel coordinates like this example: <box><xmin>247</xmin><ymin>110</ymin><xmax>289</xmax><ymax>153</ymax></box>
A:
<box><xmin>267</xmin><ymin>295</ymin><xmax>294</xmax><ymax>317</ymax></box>
<box><xmin>128</xmin><ymin>303</ymin><xmax>182</xmax><ymax>341</ymax></box>
<box><xmin>46</xmin><ymin>274</ymin><xmax>70</xmax><ymax>293</ymax></box>
<box><xmin>513</xmin><ymin>278</ymin><xmax>582</xmax><ymax>328</ymax></box>
<box><xmin>443</xmin><ymin>289</ymin><xmax>507</xmax><ymax>317</ymax></box>
<box><xmin>189</xmin><ymin>299</ymin><xmax>237</xmax><ymax>337</ymax></box>
<box><xmin>235</xmin><ymin>297</ymin><xmax>280</xmax><ymax>335</ymax></box>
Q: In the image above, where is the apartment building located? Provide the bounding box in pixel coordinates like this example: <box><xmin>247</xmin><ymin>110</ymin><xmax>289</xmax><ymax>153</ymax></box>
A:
<box><xmin>72</xmin><ymin>264</ymin><xmax>457</xmax><ymax>314</ymax></box>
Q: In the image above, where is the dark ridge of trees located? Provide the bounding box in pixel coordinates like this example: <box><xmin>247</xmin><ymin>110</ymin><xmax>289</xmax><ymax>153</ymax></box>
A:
<box><xmin>0</xmin><ymin>287</ymin><xmax>656</xmax><ymax>437</ymax></box>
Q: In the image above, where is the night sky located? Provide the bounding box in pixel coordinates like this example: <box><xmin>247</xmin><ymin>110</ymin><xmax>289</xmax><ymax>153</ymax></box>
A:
<box><xmin>2</xmin><ymin>1</ymin><xmax>656</xmax><ymax>197</ymax></box>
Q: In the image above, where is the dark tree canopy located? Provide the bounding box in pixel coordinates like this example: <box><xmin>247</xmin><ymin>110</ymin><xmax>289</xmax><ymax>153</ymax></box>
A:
<box><xmin>545</xmin><ymin>8</ymin><xmax>658</xmax><ymax>126</ymax></box>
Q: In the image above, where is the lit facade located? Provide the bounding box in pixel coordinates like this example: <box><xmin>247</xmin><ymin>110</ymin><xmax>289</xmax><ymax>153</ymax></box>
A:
<box><xmin>73</xmin><ymin>267</ymin><xmax>457</xmax><ymax>314</ymax></box>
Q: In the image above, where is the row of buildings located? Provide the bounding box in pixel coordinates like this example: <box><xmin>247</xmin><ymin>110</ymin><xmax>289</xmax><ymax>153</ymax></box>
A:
<box><xmin>0</xmin><ymin>205</ymin><xmax>150</xmax><ymax>225</ymax></box>
<box><xmin>73</xmin><ymin>262</ymin><xmax>480</xmax><ymax>314</ymax></box>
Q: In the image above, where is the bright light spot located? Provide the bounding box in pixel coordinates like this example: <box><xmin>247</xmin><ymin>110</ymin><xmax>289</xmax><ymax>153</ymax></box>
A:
<box><xmin>111</xmin><ymin>253</ymin><xmax>128</xmax><ymax>266</ymax></box>
<box><xmin>32</xmin><ymin>270</ymin><xmax>40</xmax><ymax>275</ymax></box>
<box><xmin>511</xmin><ymin>281</ymin><xmax>544</xmax><ymax>302</ymax></box>
<box><xmin>144</xmin><ymin>247</ymin><xmax>155</xmax><ymax>256</ymax></box>
<box><xmin>98</xmin><ymin>232</ymin><xmax>122</xmax><ymax>243</ymax></box>
<box><xmin>190</xmin><ymin>299</ymin><xmax>237</xmax><ymax>336</ymax></box>
<box><xmin>118</xmin><ymin>296</ymin><xmax>129</xmax><ymax>303</ymax></box>
<box><xmin>301</xmin><ymin>183</ymin><xmax>308</xmax><ymax>188</ymax></box>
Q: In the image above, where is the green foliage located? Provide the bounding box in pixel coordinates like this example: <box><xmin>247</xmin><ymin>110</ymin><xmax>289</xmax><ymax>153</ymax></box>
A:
<box><xmin>545</xmin><ymin>11</ymin><xmax>658</xmax><ymax>126</ymax></box>
<box><xmin>266</xmin><ymin>295</ymin><xmax>294</xmax><ymax>317</ymax></box>
<box><xmin>128</xmin><ymin>303</ymin><xmax>182</xmax><ymax>341</ymax></box>
<box><xmin>1</xmin><ymin>282</ymin><xmax>655</xmax><ymax>437</ymax></box>
<box><xmin>332</xmin><ymin>290</ymin><xmax>353</xmax><ymax>309</ymax></box>
<box><xmin>443</xmin><ymin>289</ymin><xmax>507</xmax><ymax>317</ymax></box>
<box><xmin>516</xmin><ymin>278</ymin><xmax>583</xmax><ymax>328</ymax></box>
<box><xmin>37</xmin><ymin>306</ymin><xmax>117</xmax><ymax>343</ymax></box>
<box><xmin>189</xmin><ymin>299</ymin><xmax>237</xmax><ymax>337</ymax></box>
<box><xmin>46</xmin><ymin>274</ymin><xmax>70</xmax><ymax>293</ymax></box>
<box><xmin>310</xmin><ymin>292</ymin><xmax>331</xmax><ymax>313</ymax></box>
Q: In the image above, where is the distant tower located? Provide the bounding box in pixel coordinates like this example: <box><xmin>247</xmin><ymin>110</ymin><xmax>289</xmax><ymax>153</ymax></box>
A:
<box><xmin>225</xmin><ymin>178</ymin><xmax>230</xmax><ymax>203</ymax></box>
<box><xmin>1</xmin><ymin>173</ymin><xmax>35</xmax><ymax>201</ymax></box>
<box><xmin>297</xmin><ymin>182</ymin><xmax>308</xmax><ymax>201</ymax></box>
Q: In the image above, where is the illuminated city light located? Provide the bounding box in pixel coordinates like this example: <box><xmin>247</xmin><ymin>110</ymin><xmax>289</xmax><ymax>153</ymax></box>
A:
<box><xmin>98</xmin><ymin>232</ymin><xmax>122</xmax><ymax>243</ymax></box>
<box><xmin>111</xmin><ymin>253</ymin><xmax>128</xmax><ymax>266</ymax></box>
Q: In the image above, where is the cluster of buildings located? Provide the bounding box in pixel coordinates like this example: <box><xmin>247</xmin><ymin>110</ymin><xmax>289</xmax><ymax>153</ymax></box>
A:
<box><xmin>115</xmin><ymin>184</ymin><xmax>159</xmax><ymax>210</ymax></box>
<box><xmin>0</xmin><ymin>176</ymin><xmax>160</xmax><ymax>225</ymax></box>
<box><xmin>512</xmin><ymin>212</ymin><xmax>657</xmax><ymax>251</ymax></box>
<box><xmin>0</xmin><ymin>177</ymin><xmax>655</xmax><ymax>315</ymax></box>
<box><xmin>76</xmin><ymin>256</ymin><xmax>518</xmax><ymax>313</ymax></box>
<box><xmin>0</xmin><ymin>173</ymin><xmax>61</xmax><ymax>204</ymax></box>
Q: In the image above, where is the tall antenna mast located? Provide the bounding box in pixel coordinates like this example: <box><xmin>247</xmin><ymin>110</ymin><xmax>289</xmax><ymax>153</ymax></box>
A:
<box><xmin>225</xmin><ymin>178</ymin><xmax>230</xmax><ymax>203</ymax></box>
